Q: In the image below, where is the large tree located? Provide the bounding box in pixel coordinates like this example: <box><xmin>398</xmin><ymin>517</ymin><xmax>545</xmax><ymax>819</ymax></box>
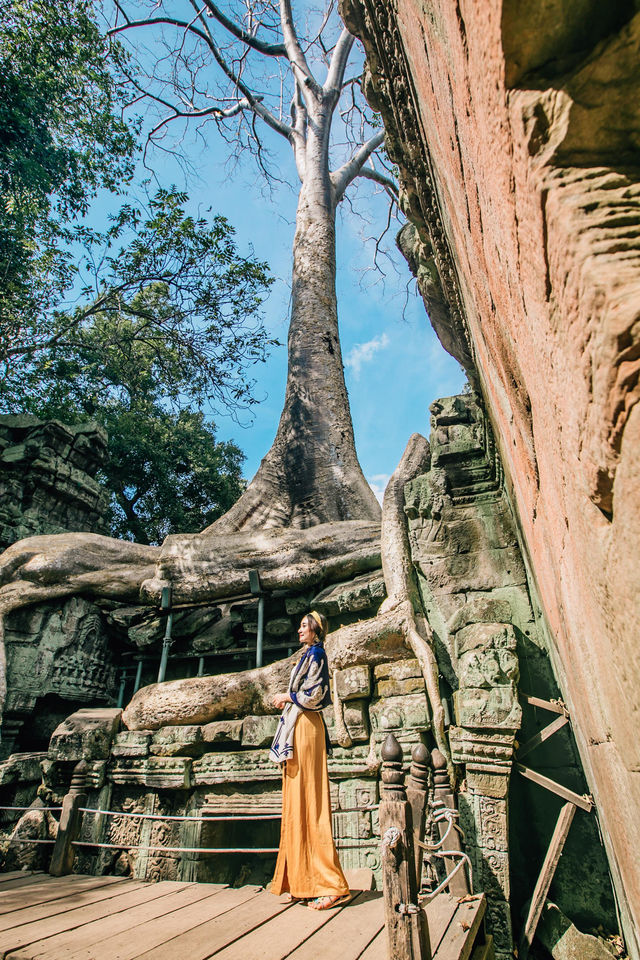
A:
<box><xmin>109</xmin><ymin>0</ymin><xmax>398</xmax><ymax>531</ymax></box>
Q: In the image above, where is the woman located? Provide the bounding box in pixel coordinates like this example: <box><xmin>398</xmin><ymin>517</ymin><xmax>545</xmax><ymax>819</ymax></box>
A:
<box><xmin>269</xmin><ymin>610</ymin><xmax>351</xmax><ymax>910</ymax></box>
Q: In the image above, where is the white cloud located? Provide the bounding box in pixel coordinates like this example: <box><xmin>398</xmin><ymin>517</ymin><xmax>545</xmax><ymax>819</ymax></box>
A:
<box><xmin>368</xmin><ymin>473</ymin><xmax>391</xmax><ymax>505</ymax></box>
<box><xmin>345</xmin><ymin>333</ymin><xmax>390</xmax><ymax>378</ymax></box>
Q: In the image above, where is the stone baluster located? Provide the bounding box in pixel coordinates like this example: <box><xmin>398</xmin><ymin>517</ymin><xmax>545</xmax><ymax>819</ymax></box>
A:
<box><xmin>49</xmin><ymin>760</ymin><xmax>88</xmax><ymax>876</ymax></box>
<box><xmin>406</xmin><ymin>742</ymin><xmax>430</xmax><ymax>889</ymax></box>
<box><xmin>379</xmin><ymin>733</ymin><xmax>431</xmax><ymax>960</ymax></box>
<box><xmin>431</xmin><ymin>748</ymin><xmax>470</xmax><ymax>896</ymax></box>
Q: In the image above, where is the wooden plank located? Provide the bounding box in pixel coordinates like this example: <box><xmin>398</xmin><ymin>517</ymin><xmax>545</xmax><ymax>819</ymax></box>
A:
<box><xmin>0</xmin><ymin>879</ymin><xmax>137</xmax><ymax>931</ymax></box>
<box><xmin>0</xmin><ymin>872</ymin><xmax>46</xmax><ymax>886</ymax></box>
<box><xmin>357</xmin><ymin>929</ymin><xmax>389</xmax><ymax>960</ymax></box>
<box><xmin>131</xmin><ymin>887</ymin><xmax>287</xmax><ymax>960</ymax></box>
<box><xmin>0</xmin><ymin>881</ymin><xmax>177</xmax><ymax>952</ymax></box>
<box><xmin>424</xmin><ymin>894</ymin><xmax>459</xmax><ymax>956</ymax></box>
<box><xmin>469</xmin><ymin>933</ymin><xmax>493</xmax><ymax>960</ymax></box>
<box><xmin>0</xmin><ymin>875</ymin><xmax>122</xmax><ymax>914</ymax></box>
<box><xmin>211</xmin><ymin>893</ymin><xmax>362</xmax><ymax>960</ymax></box>
<box><xmin>433</xmin><ymin>896</ymin><xmax>485</xmax><ymax>960</ymax></box>
<box><xmin>516</xmin><ymin>715</ymin><xmax>569</xmax><ymax>761</ymax></box>
<box><xmin>7</xmin><ymin>882</ymin><xmax>215</xmax><ymax>960</ymax></box>
<box><xmin>0</xmin><ymin>874</ymin><xmax>55</xmax><ymax>895</ymax></box>
<box><xmin>516</xmin><ymin>765</ymin><xmax>592</xmax><ymax>812</ymax></box>
<box><xmin>520</xmin><ymin>695</ymin><xmax>567</xmax><ymax>715</ymax></box>
<box><xmin>287</xmin><ymin>891</ymin><xmax>385</xmax><ymax>960</ymax></box>
<box><xmin>54</xmin><ymin>884</ymin><xmax>258</xmax><ymax>960</ymax></box>
<box><xmin>519</xmin><ymin>802</ymin><xmax>576</xmax><ymax>960</ymax></box>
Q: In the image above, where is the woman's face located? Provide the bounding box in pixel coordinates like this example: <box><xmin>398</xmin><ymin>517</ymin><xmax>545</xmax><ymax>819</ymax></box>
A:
<box><xmin>298</xmin><ymin>616</ymin><xmax>316</xmax><ymax>646</ymax></box>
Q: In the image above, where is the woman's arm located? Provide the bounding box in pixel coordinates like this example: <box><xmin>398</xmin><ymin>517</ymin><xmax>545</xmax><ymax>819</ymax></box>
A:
<box><xmin>272</xmin><ymin>692</ymin><xmax>292</xmax><ymax>710</ymax></box>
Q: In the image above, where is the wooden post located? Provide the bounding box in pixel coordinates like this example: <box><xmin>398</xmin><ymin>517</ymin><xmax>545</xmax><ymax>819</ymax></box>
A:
<box><xmin>49</xmin><ymin>760</ymin><xmax>88</xmax><ymax>877</ymax></box>
<box><xmin>518</xmin><ymin>801</ymin><xmax>576</xmax><ymax>960</ymax></box>
<box><xmin>379</xmin><ymin>733</ymin><xmax>431</xmax><ymax>960</ymax></box>
<box><xmin>406</xmin><ymin>742</ymin><xmax>430</xmax><ymax>889</ymax></box>
<box><xmin>431</xmin><ymin>748</ymin><xmax>470</xmax><ymax>896</ymax></box>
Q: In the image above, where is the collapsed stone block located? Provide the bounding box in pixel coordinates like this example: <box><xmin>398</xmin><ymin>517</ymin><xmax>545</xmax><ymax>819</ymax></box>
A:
<box><xmin>48</xmin><ymin>708</ymin><xmax>122</xmax><ymax>762</ymax></box>
<box><xmin>334</xmin><ymin>664</ymin><xmax>371</xmax><ymax>700</ymax></box>
<box><xmin>150</xmin><ymin>725</ymin><xmax>204</xmax><ymax>757</ymax></box>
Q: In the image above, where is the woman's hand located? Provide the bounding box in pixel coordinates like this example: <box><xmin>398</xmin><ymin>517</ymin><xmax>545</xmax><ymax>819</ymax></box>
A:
<box><xmin>272</xmin><ymin>692</ymin><xmax>291</xmax><ymax>710</ymax></box>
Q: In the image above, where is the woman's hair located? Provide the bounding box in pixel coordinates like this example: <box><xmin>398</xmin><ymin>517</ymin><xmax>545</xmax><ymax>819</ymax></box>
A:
<box><xmin>307</xmin><ymin>610</ymin><xmax>328</xmax><ymax>642</ymax></box>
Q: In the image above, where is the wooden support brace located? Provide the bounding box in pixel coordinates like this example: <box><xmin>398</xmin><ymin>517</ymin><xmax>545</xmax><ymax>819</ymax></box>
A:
<box><xmin>518</xmin><ymin>801</ymin><xmax>576</xmax><ymax>960</ymax></box>
<box><xmin>516</xmin><ymin>714</ymin><xmax>569</xmax><ymax>761</ymax></box>
<box><xmin>520</xmin><ymin>694</ymin><xmax>569</xmax><ymax>716</ymax></box>
<box><xmin>516</xmin><ymin>764</ymin><xmax>593</xmax><ymax>812</ymax></box>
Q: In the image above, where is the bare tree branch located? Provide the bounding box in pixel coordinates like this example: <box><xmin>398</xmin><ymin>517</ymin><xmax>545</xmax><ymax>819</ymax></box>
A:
<box><xmin>330</xmin><ymin>129</ymin><xmax>385</xmax><ymax>202</ymax></box>
<box><xmin>324</xmin><ymin>27</ymin><xmax>355</xmax><ymax>99</ymax></box>
<box><xmin>201</xmin><ymin>0</ymin><xmax>287</xmax><ymax>56</ymax></box>
<box><xmin>356</xmin><ymin>164</ymin><xmax>399</xmax><ymax>200</ymax></box>
<box><xmin>279</xmin><ymin>0</ymin><xmax>321</xmax><ymax>102</ymax></box>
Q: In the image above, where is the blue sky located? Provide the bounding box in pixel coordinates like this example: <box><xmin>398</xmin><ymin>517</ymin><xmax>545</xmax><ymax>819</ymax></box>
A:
<box><xmin>154</xmin><ymin>131</ymin><xmax>466</xmax><ymax>501</ymax></box>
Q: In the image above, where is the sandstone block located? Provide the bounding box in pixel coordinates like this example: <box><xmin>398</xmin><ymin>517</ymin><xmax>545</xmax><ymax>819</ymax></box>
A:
<box><xmin>373</xmin><ymin>658</ymin><xmax>421</xmax><ymax>681</ymax></box>
<box><xmin>311</xmin><ymin>570</ymin><xmax>386</xmax><ymax>616</ymax></box>
<box><xmin>111</xmin><ymin>731</ymin><xmax>152</xmax><ymax>758</ymax></box>
<box><xmin>48</xmin><ymin>707</ymin><xmax>122</xmax><ymax>762</ymax></box>
<box><xmin>447</xmin><ymin>598</ymin><xmax>514</xmax><ymax>633</ymax></box>
<box><xmin>453</xmin><ymin>688</ymin><xmax>522</xmax><ymax>730</ymax></box>
<box><xmin>328</xmin><ymin>745</ymin><xmax>374</xmax><ymax>779</ymax></box>
<box><xmin>332</xmin><ymin>809</ymin><xmax>371</xmax><ymax>839</ymax></box>
<box><xmin>376</xmin><ymin>676</ymin><xmax>424</xmax><ymax>697</ymax></box>
<box><xmin>241</xmin><ymin>715</ymin><xmax>279</xmax><ymax>747</ymax></box>
<box><xmin>0</xmin><ymin>753</ymin><xmax>45</xmax><ymax>785</ymax></box>
<box><xmin>337</xmin><ymin>777</ymin><xmax>378</xmax><ymax>810</ymax></box>
<box><xmin>201</xmin><ymin>719</ymin><xmax>243</xmax><ymax>746</ymax></box>
<box><xmin>369</xmin><ymin>692</ymin><xmax>430</xmax><ymax>734</ymax></box>
<box><xmin>458</xmin><ymin>646</ymin><xmax>519</xmax><ymax>688</ymax></box>
<box><xmin>108</xmin><ymin>756</ymin><xmax>192</xmax><ymax>789</ymax></box>
<box><xmin>455</xmin><ymin>622</ymin><xmax>517</xmax><ymax>658</ymax></box>
<box><xmin>284</xmin><ymin>594</ymin><xmax>312</xmax><ymax>615</ymax></box>
<box><xmin>150</xmin><ymin>725</ymin><xmax>204</xmax><ymax>757</ymax></box>
<box><xmin>323</xmin><ymin>700</ymin><xmax>369</xmax><ymax>744</ymax></box>
<box><xmin>537</xmin><ymin>902</ymin><xmax>615</xmax><ymax>960</ymax></box>
<box><xmin>335</xmin><ymin>665</ymin><xmax>371</xmax><ymax>700</ymax></box>
<box><xmin>192</xmin><ymin>750</ymin><xmax>279</xmax><ymax>786</ymax></box>
<box><xmin>265</xmin><ymin>617</ymin><xmax>293</xmax><ymax>636</ymax></box>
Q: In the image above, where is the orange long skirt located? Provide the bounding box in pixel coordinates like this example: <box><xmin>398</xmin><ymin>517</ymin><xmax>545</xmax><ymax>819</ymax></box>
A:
<box><xmin>270</xmin><ymin>710</ymin><xmax>350</xmax><ymax>899</ymax></box>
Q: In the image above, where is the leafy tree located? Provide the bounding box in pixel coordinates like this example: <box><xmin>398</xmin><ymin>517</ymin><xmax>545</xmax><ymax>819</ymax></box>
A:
<box><xmin>0</xmin><ymin>0</ymin><xmax>136</xmax><ymax>334</ymax></box>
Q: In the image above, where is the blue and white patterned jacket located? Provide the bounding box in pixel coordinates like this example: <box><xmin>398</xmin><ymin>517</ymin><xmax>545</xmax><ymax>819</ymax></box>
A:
<box><xmin>268</xmin><ymin>642</ymin><xmax>332</xmax><ymax>764</ymax></box>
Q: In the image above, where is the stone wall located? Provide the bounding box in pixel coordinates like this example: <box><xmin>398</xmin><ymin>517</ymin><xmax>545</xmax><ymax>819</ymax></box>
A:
<box><xmin>342</xmin><ymin>0</ymin><xmax>640</xmax><ymax>954</ymax></box>
<box><xmin>0</xmin><ymin>415</ymin><xmax>108</xmax><ymax>551</ymax></box>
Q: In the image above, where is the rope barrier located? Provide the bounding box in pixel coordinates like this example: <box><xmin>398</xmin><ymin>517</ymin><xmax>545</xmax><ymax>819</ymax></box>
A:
<box><xmin>72</xmin><ymin>841</ymin><xmax>279</xmax><ymax>853</ymax></box>
<box><xmin>5</xmin><ymin>837</ymin><xmax>55</xmax><ymax>846</ymax></box>
<box><xmin>421</xmin><ymin>850</ymin><xmax>473</xmax><ymax>900</ymax></box>
<box><xmin>77</xmin><ymin>804</ymin><xmax>379</xmax><ymax>822</ymax></box>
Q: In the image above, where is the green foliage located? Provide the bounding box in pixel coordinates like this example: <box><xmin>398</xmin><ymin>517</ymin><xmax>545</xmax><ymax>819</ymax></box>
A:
<box><xmin>0</xmin><ymin>0</ymin><xmax>136</xmax><ymax>329</ymax></box>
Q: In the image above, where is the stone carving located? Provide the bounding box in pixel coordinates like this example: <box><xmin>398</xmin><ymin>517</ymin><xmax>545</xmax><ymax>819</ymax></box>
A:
<box><xmin>0</xmin><ymin>415</ymin><xmax>108</xmax><ymax>552</ymax></box>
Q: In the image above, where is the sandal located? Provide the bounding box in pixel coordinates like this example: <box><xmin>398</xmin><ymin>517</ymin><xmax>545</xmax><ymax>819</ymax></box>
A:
<box><xmin>282</xmin><ymin>894</ymin><xmax>308</xmax><ymax>904</ymax></box>
<box><xmin>307</xmin><ymin>894</ymin><xmax>352</xmax><ymax>910</ymax></box>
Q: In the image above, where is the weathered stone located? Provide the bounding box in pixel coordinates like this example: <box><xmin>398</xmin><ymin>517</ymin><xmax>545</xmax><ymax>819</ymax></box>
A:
<box><xmin>453</xmin><ymin>688</ymin><xmax>521</xmax><ymax>731</ymax></box>
<box><xmin>334</xmin><ymin>665</ymin><xmax>371</xmax><ymax>701</ymax></box>
<box><xmin>332</xmin><ymin>809</ymin><xmax>371</xmax><ymax>839</ymax></box>
<box><xmin>536</xmin><ymin>902</ymin><xmax>615</xmax><ymax>960</ymax></box>
<box><xmin>368</xmin><ymin>693</ymin><xmax>430</xmax><ymax>734</ymax></box>
<box><xmin>376</xmin><ymin>676</ymin><xmax>424</xmax><ymax>697</ymax></box>
<box><xmin>192</xmin><ymin>750</ymin><xmax>279</xmax><ymax>786</ymax></box>
<box><xmin>311</xmin><ymin>570</ymin><xmax>386</xmax><ymax>616</ymax></box>
<box><xmin>149</xmin><ymin>725</ymin><xmax>204</xmax><ymax>757</ymax></box>
<box><xmin>108</xmin><ymin>756</ymin><xmax>192</xmax><ymax>789</ymax></box>
<box><xmin>458</xmin><ymin>646</ymin><xmax>519</xmax><ymax>689</ymax></box>
<box><xmin>455</xmin><ymin>623</ymin><xmax>517</xmax><ymax>658</ymax></box>
<box><xmin>241</xmin><ymin>715</ymin><xmax>279</xmax><ymax>748</ymax></box>
<box><xmin>111</xmin><ymin>731</ymin><xmax>152</xmax><ymax>758</ymax></box>
<box><xmin>284</xmin><ymin>594</ymin><xmax>313</xmax><ymax>615</ymax></box>
<box><xmin>201</xmin><ymin>719</ymin><xmax>243</xmax><ymax>746</ymax></box>
<box><xmin>265</xmin><ymin>617</ymin><xmax>293</xmax><ymax>637</ymax></box>
<box><xmin>373</xmin><ymin>659</ymin><xmax>421</xmax><ymax>681</ymax></box>
<box><xmin>0</xmin><ymin>415</ymin><xmax>108</xmax><ymax>552</ymax></box>
<box><xmin>0</xmin><ymin>752</ymin><xmax>45</xmax><ymax>785</ymax></box>
<box><xmin>337</xmin><ymin>778</ymin><xmax>378</xmax><ymax>810</ymax></box>
<box><xmin>323</xmin><ymin>700</ymin><xmax>369</xmax><ymax>744</ymax></box>
<box><xmin>48</xmin><ymin>708</ymin><xmax>122</xmax><ymax>762</ymax></box>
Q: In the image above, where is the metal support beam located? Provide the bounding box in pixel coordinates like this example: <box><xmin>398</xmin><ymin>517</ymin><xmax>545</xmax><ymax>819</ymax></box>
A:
<box><xmin>157</xmin><ymin>585</ymin><xmax>173</xmax><ymax>684</ymax></box>
<box><xmin>249</xmin><ymin>569</ymin><xmax>264</xmax><ymax>668</ymax></box>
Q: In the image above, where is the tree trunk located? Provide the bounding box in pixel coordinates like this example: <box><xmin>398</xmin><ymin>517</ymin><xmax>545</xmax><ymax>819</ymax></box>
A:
<box><xmin>207</xmin><ymin>176</ymin><xmax>381</xmax><ymax>532</ymax></box>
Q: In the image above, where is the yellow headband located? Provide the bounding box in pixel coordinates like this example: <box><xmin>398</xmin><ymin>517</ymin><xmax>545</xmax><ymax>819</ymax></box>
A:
<box><xmin>308</xmin><ymin>610</ymin><xmax>325</xmax><ymax>637</ymax></box>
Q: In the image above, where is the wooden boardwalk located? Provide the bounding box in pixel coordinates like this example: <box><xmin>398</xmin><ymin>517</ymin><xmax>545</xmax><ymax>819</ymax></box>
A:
<box><xmin>0</xmin><ymin>872</ymin><xmax>487</xmax><ymax>960</ymax></box>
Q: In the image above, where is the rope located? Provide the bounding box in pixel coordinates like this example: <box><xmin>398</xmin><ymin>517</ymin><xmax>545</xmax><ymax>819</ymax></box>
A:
<box><xmin>422</xmin><ymin>850</ymin><xmax>473</xmax><ymax>900</ymax></box>
<box><xmin>72</xmin><ymin>841</ymin><xmax>279</xmax><ymax>853</ymax></box>
<box><xmin>78</xmin><ymin>805</ymin><xmax>378</xmax><ymax>821</ymax></box>
<box><xmin>381</xmin><ymin>826</ymin><xmax>401</xmax><ymax>853</ymax></box>
<box><xmin>5</xmin><ymin>838</ymin><xmax>55</xmax><ymax>846</ymax></box>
